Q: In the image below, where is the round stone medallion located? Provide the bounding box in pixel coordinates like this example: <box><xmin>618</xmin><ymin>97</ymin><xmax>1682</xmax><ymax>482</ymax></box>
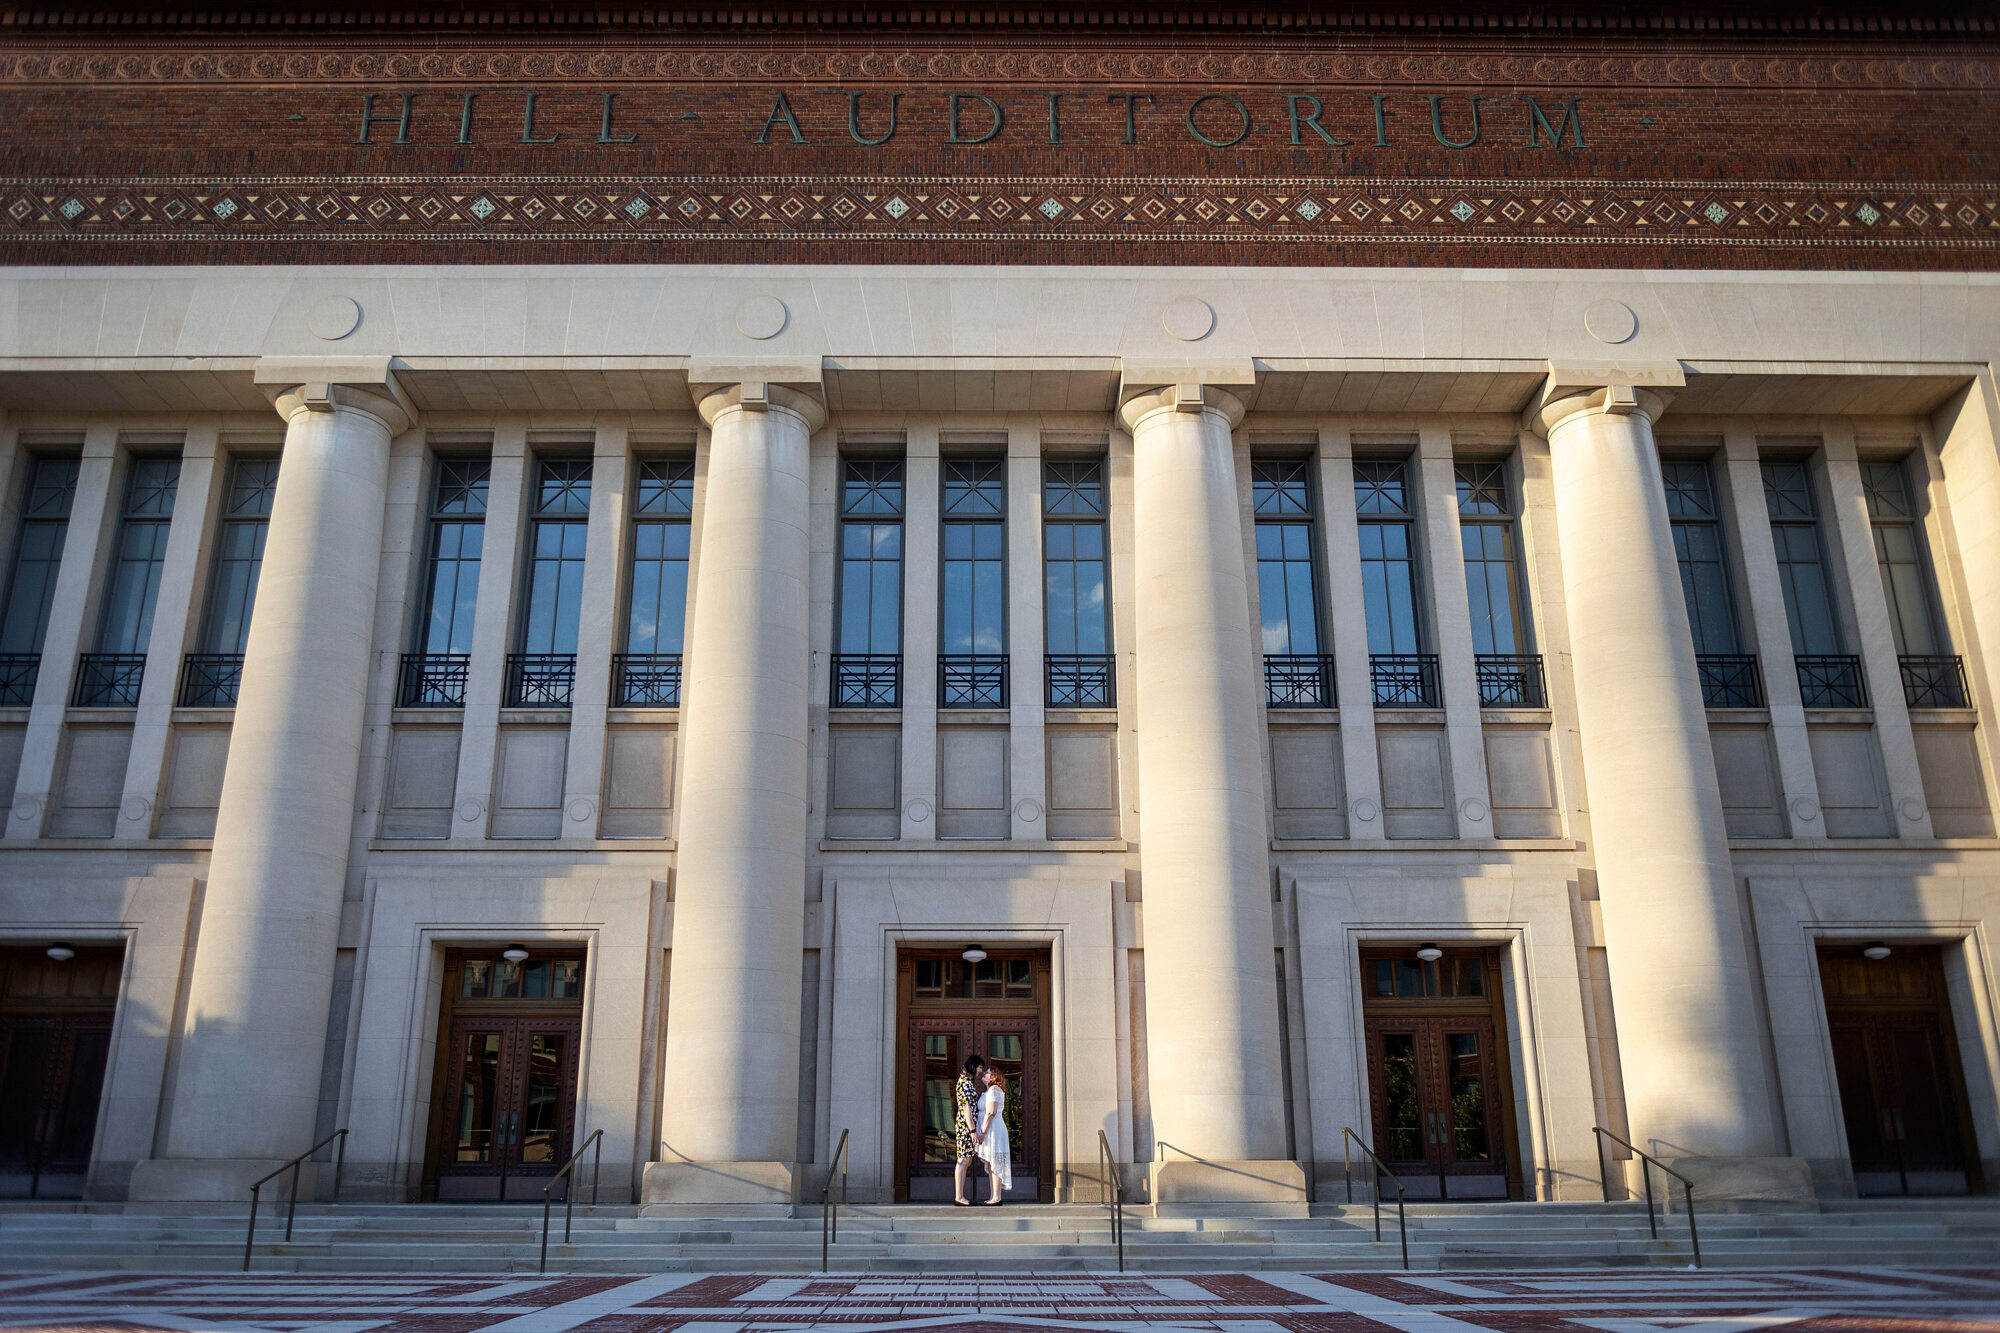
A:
<box><xmin>1583</xmin><ymin>298</ymin><xmax>1637</xmax><ymax>345</ymax></box>
<box><xmin>1015</xmin><ymin>799</ymin><xmax>1044</xmax><ymax>824</ymax></box>
<box><xmin>306</xmin><ymin>295</ymin><xmax>362</xmax><ymax>341</ymax></box>
<box><xmin>1161</xmin><ymin>297</ymin><xmax>1216</xmax><ymax>342</ymax></box>
<box><xmin>1899</xmin><ymin>796</ymin><xmax>1929</xmax><ymax>822</ymax></box>
<box><xmin>1459</xmin><ymin>797</ymin><xmax>1489</xmax><ymax>822</ymax></box>
<box><xmin>1352</xmin><ymin>797</ymin><xmax>1380</xmax><ymax>823</ymax></box>
<box><xmin>904</xmin><ymin>798</ymin><xmax>932</xmax><ymax>823</ymax></box>
<box><xmin>566</xmin><ymin>797</ymin><xmax>596</xmax><ymax>821</ymax></box>
<box><xmin>1790</xmin><ymin>797</ymin><xmax>1821</xmax><ymax>822</ymax></box>
<box><xmin>735</xmin><ymin>295</ymin><xmax>789</xmax><ymax>340</ymax></box>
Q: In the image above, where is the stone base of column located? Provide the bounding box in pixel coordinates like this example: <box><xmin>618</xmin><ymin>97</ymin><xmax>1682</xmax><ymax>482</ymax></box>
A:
<box><xmin>1148</xmin><ymin>1158</ymin><xmax>1309</xmax><ymax>1214</ymax></box>
<box><xmin>640</xmin><ymin>1159</ymin><xmax>798</xmax><ymax>1207</ymax></box>
<box><xmin>1657</xmin><ymin>1155</ymin><xmax>1817</xmax><ymax>1208</ymax></box>
<box><xmin>127</xmin><ymin>1157</ymin><xmax>319</xmax><ymax>1203</ymax></box>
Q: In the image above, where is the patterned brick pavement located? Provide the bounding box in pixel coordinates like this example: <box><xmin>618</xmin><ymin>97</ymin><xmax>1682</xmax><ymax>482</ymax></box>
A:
<box><xmin>0</xmin><ymin>1268</ymin><xmax>1996</xmax><ymax>1333</ymax></box>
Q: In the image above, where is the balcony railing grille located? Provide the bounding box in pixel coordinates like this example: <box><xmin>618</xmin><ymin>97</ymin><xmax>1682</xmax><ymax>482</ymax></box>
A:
<box><xmin>940</xmin><ymin>654</ymin><xmax>1008</xmax><ymax>708</ymax></box>
<box><xmin>1476</xmin><ymin>654</ymin><xmax>1547</xmax><ymax>709</ymax></box>
<box><xmin>1264</xmin><ymin>654</ymin><xmax>1336</xmax><ymax>709</ymax></box>
<box><xmin>1795</xmin><ymin>654</ymin><xmax>1868</xmax><ymax>709</ymax></box>
<box><xmin>611</xmin><ymin>653</ymin><xmax>682</xmax><ymax>707</ymax></box>
<box><xmin>178</xmin><ymin>653</ymin><xmax>244</xmax><ymax>707</ymax></box>
<box><xmin>0</xmin><ymin>654</ymin><xmax>39</xmax><ymax>707</ymax></box>
<box><xmin>506</xmin><ymin>654</ymin><xmax>577</xmax><ymax>708</ymax></box>
<box><xmin>71</xmin><ymin>653</ymin><xmax>145</xmax><ymax>707</ymax></box>
<box><xmin>1899</xmin><ymin>654</ymin><xmax>1970</xmax><ymax>709</ymax></box>
<box><xmin>1696</xmin><ymin>654</ymin><xmax>1765</xmax><ymax>709</ymax></box>
<box><xmin>1370</xmin><ymin>654</ymin><xmax>1441</xmax><ymax>709</ymax></box>
<box><xmin>398</xmin><ymin>653</ymin><xmax>469</xmax><ymax>708</ymax></box>
<box><xmin>1046</xmin><ymin>654</ymin><xmax>1114</xmax><ymax>708</ymax></box>
<box><xmin>832</xmin><ymin>654</ymin><xmax>900</xmax><ymax>708</ymax></box>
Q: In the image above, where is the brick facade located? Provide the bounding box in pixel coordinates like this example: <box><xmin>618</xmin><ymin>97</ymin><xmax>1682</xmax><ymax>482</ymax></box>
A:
<box><xmin>2</xmin><ymin>10</ymin><xmax>1998</xmax><ymax>267</ymax></box>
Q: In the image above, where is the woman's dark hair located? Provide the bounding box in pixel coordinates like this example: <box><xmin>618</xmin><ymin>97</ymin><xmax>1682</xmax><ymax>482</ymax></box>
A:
<box><xmin>961</xmin><ymin>1054</ymin><xmax>986</xmax><ymax>1076</ymax></box>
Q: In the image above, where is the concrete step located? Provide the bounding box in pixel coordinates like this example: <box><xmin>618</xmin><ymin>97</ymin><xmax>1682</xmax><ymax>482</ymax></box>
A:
<box><xmin>4</xmin><ymin>1199</ymin><xmax>1995</xmax><ymax>1275</ymax></box>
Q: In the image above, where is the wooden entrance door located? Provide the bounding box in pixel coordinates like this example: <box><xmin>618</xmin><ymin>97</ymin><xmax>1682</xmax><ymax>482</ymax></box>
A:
<box><xmin>1820</xmin><ymin>945</ymin><xmax>1982</xmax><ymax>1196</ymax></box>
<box><xmin>425</xmin><ymin>950</ymin><xmax>586</xmax><ymax>1201</ymax></box>
<box><xmin>0</xmin><ymin>947</ymin><xmax>122</xmax><ymax>1200</ymax></box>
<box><xmin>1361</xmin><ymin>948</ymin><xmax>1517</xmax><ymax>1200</ymax></box>
<box><xmin>895</xmin><ymin>949</ymin><xmax>1053</xmax><ymax>1202</ymax></box>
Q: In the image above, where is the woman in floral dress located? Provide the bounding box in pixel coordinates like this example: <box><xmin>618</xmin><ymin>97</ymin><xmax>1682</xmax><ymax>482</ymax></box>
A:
<box><xmin>953</xmin><ymin>1053</ymin><xmax>986</xmax><ymax>1206</ymax></box>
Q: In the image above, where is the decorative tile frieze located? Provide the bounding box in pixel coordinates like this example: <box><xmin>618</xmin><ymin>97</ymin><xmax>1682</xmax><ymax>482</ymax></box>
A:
<box><xmin>5</xmin><ymin>175</ymin><xmax>1995</xmax><ymax>254</ymax></box>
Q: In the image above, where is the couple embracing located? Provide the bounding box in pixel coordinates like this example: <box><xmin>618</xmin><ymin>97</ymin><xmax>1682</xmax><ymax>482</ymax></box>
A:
<box><xmin>951</xmin><ymin>1054</ymin><xmax>1011</xmax><ymax>1206</ymax></box>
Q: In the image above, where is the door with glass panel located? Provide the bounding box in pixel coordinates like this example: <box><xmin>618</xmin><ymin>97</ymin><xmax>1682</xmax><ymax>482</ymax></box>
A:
<box><xmin>1361</xmin><ymin>948</ymin><xmax>1515</xmax><ymax>1199</ymax></box>
<box><xmin>426</xmin><ymin>951</ymin><xmax>585</xmax><ymax>1201</ymax></box>
<box><xmin>0</xmin><ymin>946</ymin><xmax>122</xmax><ymax>1200</ymax></box>
<box><xmin>896</xmin><ymin>949</ymin><xmax>1050</xmax><ymax>1201</ymax></box>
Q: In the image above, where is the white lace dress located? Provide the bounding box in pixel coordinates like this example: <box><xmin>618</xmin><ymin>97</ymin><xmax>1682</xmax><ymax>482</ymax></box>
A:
<box><xmin>976</xmin><ymin>1085</ymin><xmax>1012</xmax><ymax>1191</ymax></box>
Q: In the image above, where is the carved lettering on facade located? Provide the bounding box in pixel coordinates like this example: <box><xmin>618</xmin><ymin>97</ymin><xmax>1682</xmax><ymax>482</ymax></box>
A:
<box><xmin>347</xmin><ymin>88</ymin><xmax>1590</xmax><ymax>149</ymax></box>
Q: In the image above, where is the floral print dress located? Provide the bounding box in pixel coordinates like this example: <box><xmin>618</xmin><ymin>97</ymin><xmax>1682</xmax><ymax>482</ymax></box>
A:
<box><xmin>954</xmin><ymin>1073</ymin><xmax>978</xmax><ymax>1158</ymax></box>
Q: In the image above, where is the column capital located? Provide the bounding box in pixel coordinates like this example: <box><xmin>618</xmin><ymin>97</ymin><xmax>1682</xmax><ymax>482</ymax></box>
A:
<box><xmin>1118</xmin><ymin>381</ymin><xmax>1247</xmax><ymax>434</ymax></box>
<box><xmin>254</xmin><ymin>357</ymin><xmax>414</xmax><ymax>435</ymax></box>
<box><xmin>697</xmin><ymin>381</ymin><xmax>828</xmax><ymax>434</ymax></box>
<box><xmin>1523</xmin><ymin>361</ymin><xmax>1683</xmax><ymax>438</ymax></box>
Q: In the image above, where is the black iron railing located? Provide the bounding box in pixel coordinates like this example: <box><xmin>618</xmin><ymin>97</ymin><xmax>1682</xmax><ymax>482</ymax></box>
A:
<box><xmin>832</xmin><ymin>654</ymin><xmax>900</xmax><ymax>708</ymax></box>
<box><xmin>398</xmin><ymin>653</ymin><xmax>469</xmax><ymax>708</ymax></box>
<box><xmin>1696</xmin><ymin>654</ymin><xmax>1764</xmax><ymax>709</ymax></box>
<box><xmin>1046</xmin><ymin>654</ymin><xmax>1114</xmax><ymax>708</ymax></box>
<box><xmin>71</xmin><ymin>653</ymin><xmax>145</xmax><ymax>707</ymax></box>
<box><xmin>1795</xmin><ymin>654</ymin><xmax>1868</xmax><ymax>709</ymax></box>
<box><xmin>822</xmin><ymin>1127</ymin><xmax>850</xmax><ymax>1272</ymax></box>
<box><xmin>1370</xmin><ymin>654</ymin><xmax>1440</xmax><ymax>709</ymax></box>
<box><xmin>1476</xmin><ymin>654</ymin><xmax>1546</xmax><ymax>708</ymax></box>
<box><xmin>611</xmin><ymin>653</ymin><xmax>682</xmax><ymax>707</ymax></box>
<box><xmin>1097</xmin><ymin>1128</ymin><xmax>1125</xmax><ymax>1272</ymax></box>
<box><xmin>1340</xmin><ymin>1127</ymin><xmax>1410</xmax><ymax>1271</ymax></box>
<box><xmin>940</xmin><ymin>654</ymin><xmax>1008</xmax><ymax>708</ymax></box>
<box><xmin>243</xmin><ymin>1128</ymin><xmax>345</xmax><ymax>1272</ymax></box>
<box><xmin>1264</xmin><ymin>654</ymin><xmax>1336</xmax><ymax>708</ymax></box>
<box><xmin>506</xmin><ymin>654</ymin><xmax>576</xmax><ymax>708</ymax></box>
<box><xmin>539</xmin><ymin>1128</ymin><xmax>602</xmax><ymax>1275</ymax></box>
<box><xmin>0</xmin><ymin>654</ymin><xmax>39</xmax><ymax>707</ymax></box>
<box><xmin>179</xmin><ymin>653</ymin><xmax>244</xmax><ymax>707</ymax></box>
<box><xmin>1593</xmin><ymin>1125</ymin><xmax>1700</xmax><ymax>1269</ymax></box>
<box><xmin>1900</xmin><ymin>654</ymin><xmax>1969</xmax><ymax>708</ymax></box>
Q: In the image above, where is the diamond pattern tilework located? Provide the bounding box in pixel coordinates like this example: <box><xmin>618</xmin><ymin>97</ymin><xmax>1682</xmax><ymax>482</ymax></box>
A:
<box><xmin>3</xmin><ymin>175</ymin><xmax>1996</xmax><ymax>260</ymax></box>
<box><xmin>0</xmin><ymin>1269</ymin><xmax>1996</xmax><ymax>1332</ymax></box>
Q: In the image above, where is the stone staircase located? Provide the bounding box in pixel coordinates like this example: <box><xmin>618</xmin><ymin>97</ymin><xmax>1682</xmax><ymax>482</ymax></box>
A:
<box><xmin>0</xmin><ymin>1199</ymin><xmax>1996</xmax><ymax>1273</ymax></box>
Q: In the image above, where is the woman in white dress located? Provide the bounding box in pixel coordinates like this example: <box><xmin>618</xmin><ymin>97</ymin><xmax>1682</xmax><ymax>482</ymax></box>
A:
<box><xmin>974</xmin><ymin>1067</ymin><xmax>1012</xmax><ymax>1205</ymax></box>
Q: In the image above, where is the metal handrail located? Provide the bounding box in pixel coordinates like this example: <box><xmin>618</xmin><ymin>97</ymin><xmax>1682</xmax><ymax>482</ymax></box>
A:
<box><xmin>538</xmin><ymin>1128</ymin><xmax>603</xmax><ymax>1274</ymax></box>
<box><xmin>1340</xmin><ymin>1127</ymin><xmax>1409</xmax><ymax>1271</ymax></box>
<box><xmin>1592</xmin><ymin>1126</ymin><xmax>1701</xmax><ymax>1269</ymax></box>
<box><xmin>243</xmin><ymin>1128</ymin><xmax>346</xmax><ymax>1272</ymax></box>
<box><xmin>1096</xmin><ymin>1129</ymin><xmax>1125</xmax><ymax>1272</ymax></box>
<box><xmin>822</xmin><ymin>1128</ymin><xmax>850</xmax><ymax>1271</ymax></box>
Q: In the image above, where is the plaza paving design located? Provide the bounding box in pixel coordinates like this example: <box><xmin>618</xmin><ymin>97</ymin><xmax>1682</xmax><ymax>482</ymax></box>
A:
<box><xmin>0</xmin><ymin>1268</ymin><xmax>1995</xmax><ymax>1333</ymax></box>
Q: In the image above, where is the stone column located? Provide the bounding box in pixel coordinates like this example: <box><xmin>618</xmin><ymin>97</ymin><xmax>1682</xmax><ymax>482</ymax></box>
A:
<box><xmin>1530</xmin><ymin>379</ymin><xmax>1807</xmax><ymax>1203</ymax></box>
<box><xmin>645</xmin><ymin>382</ymin><xmax>823</xmax><ymax>1205</ymax></box>
<box><xmin>1121</xmin><ymin>383</ymin><xmax>1302</xmax><ymax>1208</ymax></box>
<box><xmin>130</xmin><ymin>376</ymin><xmax>408</xmax><ymax>1201</ymax></box>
